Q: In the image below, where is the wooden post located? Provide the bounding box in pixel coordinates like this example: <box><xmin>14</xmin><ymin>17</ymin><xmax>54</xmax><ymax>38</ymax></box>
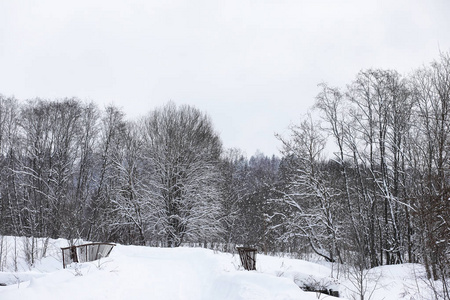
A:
<box><xmin>70</xmin><ymin>245</ymin><xmax>79</xmax><ymax>263</ymax></box>
<box><xmin>237</xmin><ymin>247</ymin><xmax>257</xmax><ymax>271</ymax></box>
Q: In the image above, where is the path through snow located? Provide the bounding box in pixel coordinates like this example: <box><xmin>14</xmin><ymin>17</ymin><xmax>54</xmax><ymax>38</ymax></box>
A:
<box><xmin>0</xmin><ymin>245</ymin><xmax>315</xmax><ymax>300</ymax></box>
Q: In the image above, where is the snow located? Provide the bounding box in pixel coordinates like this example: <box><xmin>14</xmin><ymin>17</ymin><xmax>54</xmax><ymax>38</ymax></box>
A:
<box><xmin>0</xmin><ymin>236</ymin><xmax>443</xmax><ymax>300</ymax></box>
<box><xmin>0</xmin><ymin>238</ymin><xmax>315</xmax><ymax>300</ymax></box>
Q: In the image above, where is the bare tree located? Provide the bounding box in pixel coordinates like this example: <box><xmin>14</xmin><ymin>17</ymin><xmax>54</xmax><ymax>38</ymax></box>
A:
<box><xmin>73</xmin><ymin>102</ymin><xmax>100</xmax><ymax>239</ymax></box>
<box><xmin>0</xmin><ymin>96</ymin><xmax>21</xmax><ymax>235</ymax></box>
<box><xmin>141</xmin><ymin>103</ymin><xmax>223</xmax><ymax>247</ymax></box>
<box><xmin>109</xmin><ymin>121</ymin><xmax>150</xmax><ymax>245</ymax></box>
<box><xmin>87</xmin><ymin>105</ymin><xmax>126</xmax><ymax>241</ymax></box>
<box><xmin>410</xmin><ymin>52</ymin><xmax>450</xmax><ymax>285</ymax></box>
<box><xmin>275</xmin><ymin>116</ymin><xmax>342</xmax><ymax>262</ymax></box>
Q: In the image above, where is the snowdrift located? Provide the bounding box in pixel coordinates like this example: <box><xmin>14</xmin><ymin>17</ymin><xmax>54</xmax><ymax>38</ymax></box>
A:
<box><xmin>0</xmin><ymin>237</ymin><xmax>317</xmax><ymax>300</ymax></box>
<box><xmin>0</xmin><ymin>236</ymin><xmax>444</xmax><ymax>299</ymax></box>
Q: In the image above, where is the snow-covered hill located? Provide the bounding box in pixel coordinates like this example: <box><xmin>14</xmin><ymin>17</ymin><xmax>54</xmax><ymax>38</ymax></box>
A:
<box><xmin>0</xmin><ymin>237</ymin><xmax>442</xmax><ymax>299</ymax></box>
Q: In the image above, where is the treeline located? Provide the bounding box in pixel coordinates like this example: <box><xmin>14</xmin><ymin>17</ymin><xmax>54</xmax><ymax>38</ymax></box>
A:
<box><xmin>0</xmin><ymin>101</ymin><xmax>222</xmax><ymax>247</ymax></box>
<box><xmin>0</xmin><ymin>52</ymin><xmax>449</xmax><ymax>285</ymax></box>
<box><xmin>0</xmin><ymin>98</ymin><xmax>280</xmax><ymax>250</ymax></box>
<box><xmin>275</xmin><ymin>52</ymin><xmax>450</xmax><ymax>284</ymax></box>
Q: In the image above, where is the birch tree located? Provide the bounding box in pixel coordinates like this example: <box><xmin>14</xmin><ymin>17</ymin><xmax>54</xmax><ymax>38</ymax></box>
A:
<box><xmin>276</xmin><ymin>116</ymin><xmax>342</xmax><ymax>262</ymax></box>
<box><xmin>411</xmin><ymin>52</ymin><xmax>450</xmax><ymax>282</ymax></box>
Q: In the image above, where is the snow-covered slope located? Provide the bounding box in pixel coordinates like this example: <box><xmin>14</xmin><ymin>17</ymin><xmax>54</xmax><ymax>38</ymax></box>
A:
<box><xmin>0</xmin><ymin>237</ymin><xmax>443</xmax><ymax>300</ymax></box>
<box><xmin>0</xmin><ymin>240</ymin><xmax>317</xmax><ymax>300</ymax></box>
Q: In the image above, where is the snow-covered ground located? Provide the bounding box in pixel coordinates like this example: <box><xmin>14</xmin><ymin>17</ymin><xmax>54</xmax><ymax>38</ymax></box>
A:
<box><xmin>0</xmin><ymin>236</ymin><xmax>443</xmax><ymax>299</ymax></box>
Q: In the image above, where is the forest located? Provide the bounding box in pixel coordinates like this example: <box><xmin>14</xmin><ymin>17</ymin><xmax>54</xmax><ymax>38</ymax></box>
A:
<box><xmin>0</xmin><ymin>52</ymin><xmax>448</xmax><ymax>288</ymax></box>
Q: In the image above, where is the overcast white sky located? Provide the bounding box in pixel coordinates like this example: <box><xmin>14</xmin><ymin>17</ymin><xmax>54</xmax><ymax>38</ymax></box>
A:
<box><xmin>1</xmin><ymin>0</ymin><xmax>449</xmax><ymax>156</ymax></box>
